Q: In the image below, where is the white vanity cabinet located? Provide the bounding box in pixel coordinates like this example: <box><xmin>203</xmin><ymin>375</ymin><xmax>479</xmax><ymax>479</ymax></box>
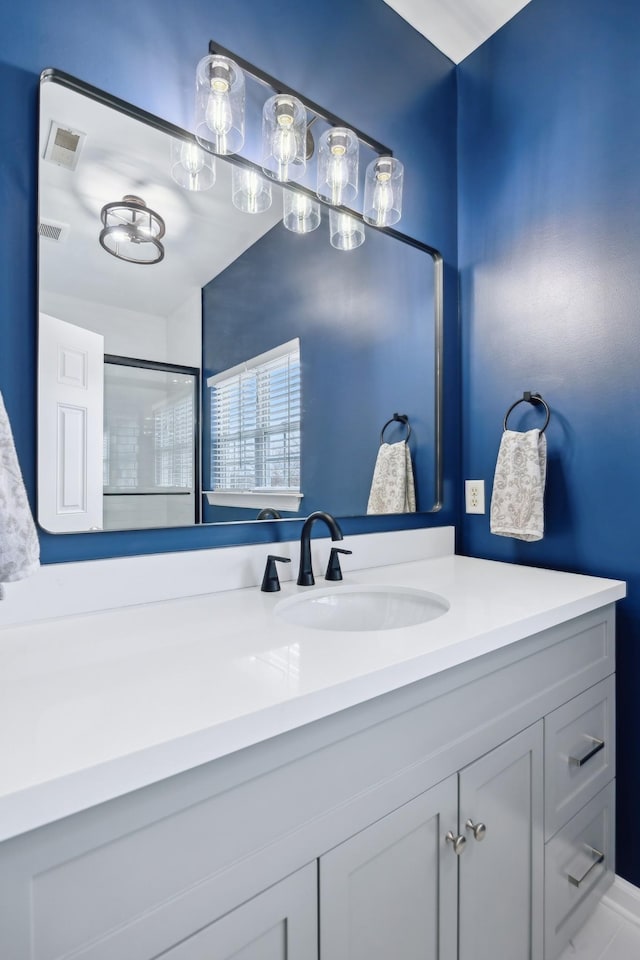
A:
<box><xmin>0</xmin><ymin>604</ymin><xmax>616</xmax><ymax>960</ymax></box>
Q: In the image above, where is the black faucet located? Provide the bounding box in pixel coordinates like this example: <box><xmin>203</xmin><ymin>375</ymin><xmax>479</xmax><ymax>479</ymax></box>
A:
<box><xmin>297</xmin><ymin>511</ymin><xmax>344</xmax><ymax>586</ymax></box>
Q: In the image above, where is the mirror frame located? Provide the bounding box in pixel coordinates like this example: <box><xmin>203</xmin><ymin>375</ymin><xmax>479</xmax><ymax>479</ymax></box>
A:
<box><xmin>38</xmin><ymin>65</ymin><xmax>444</xmax><ymax>533</ymax></box>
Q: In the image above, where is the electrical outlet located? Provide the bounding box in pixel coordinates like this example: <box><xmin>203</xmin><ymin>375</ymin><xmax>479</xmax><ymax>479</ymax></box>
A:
<box><xmin>465</xmin><ymin>480</ymin><xmax>485</xmax><ymax>514</ymax></box>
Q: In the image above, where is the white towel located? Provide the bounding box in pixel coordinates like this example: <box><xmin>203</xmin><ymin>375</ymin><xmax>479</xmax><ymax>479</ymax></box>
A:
<box><xmin>0</xmin><ymin>390</ymin><xmax>40</xmax><ymax>596</ymax></box>
<box><xmin>367</xmin><ymin>441</ymin><xmax>416</xmax><ymax>515</ymax></box>
<box><xmin>490</xmin><ymin>428</ymin><xmax>547</xmax><ymax>542</ymax></box>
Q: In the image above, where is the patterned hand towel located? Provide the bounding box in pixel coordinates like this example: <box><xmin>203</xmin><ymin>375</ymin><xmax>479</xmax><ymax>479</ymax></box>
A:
<box><xmin>0</xmin><ymin>390</ymin><xmax>40</xmax><ymax>596</ymax></box>
<box><xmin>367</xmin><ymin>441</ymin><xmax>416</xmax><ymax>515</ymax></box>
<box><xmin>490</xmin><ymin>428</ymin><xmax>547</xmax><ymax>541</ymax></box>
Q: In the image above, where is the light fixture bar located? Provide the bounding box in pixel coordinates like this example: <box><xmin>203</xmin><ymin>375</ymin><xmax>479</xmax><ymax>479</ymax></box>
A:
<box><xmin>208</xmin><ymin>39</ymin><xmax>392</xmax><ymax>158</ymax></box>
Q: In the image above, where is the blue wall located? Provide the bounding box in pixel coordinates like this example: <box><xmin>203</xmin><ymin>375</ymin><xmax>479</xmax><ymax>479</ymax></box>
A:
<box><xmin>458</xmin><ymin>0</ymin><xmax>640</xmax><ymax>885</ymax></box>
<box><xmin>202</xmin><ymin>219</ymin><xmax>436</xmax><ymax>522</ymax></box>
<box><xmin>0</xmin><ymin>0</ymin><xmax>458</xmax><ymax>562</ymax></box>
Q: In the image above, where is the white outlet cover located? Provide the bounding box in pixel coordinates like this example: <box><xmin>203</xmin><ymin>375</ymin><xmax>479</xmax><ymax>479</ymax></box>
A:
<box><xmin>465</xmin><ymin>479</ymin><xmax>485</xmax><ymax>514</ymax></box>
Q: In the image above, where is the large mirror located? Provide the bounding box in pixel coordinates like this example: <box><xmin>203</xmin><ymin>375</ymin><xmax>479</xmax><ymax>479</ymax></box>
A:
<box><xmin>37</xmin><ymin>70</ymin><xmax>442</xmax><ymax>533</ymax></box>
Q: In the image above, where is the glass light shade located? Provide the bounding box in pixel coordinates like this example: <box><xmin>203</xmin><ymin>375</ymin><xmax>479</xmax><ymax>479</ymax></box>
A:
<box><xmin>363</xmin><ymin>156</ymin><xmax>404</xmax><ymax>227</ymax></box>
<box><xmin>317</xmin><ymin>127</ymin><xmax>359</xmax><ymax>206</ymax></box>
<box><xmin>232</xmin><ymin>166</ymin><xmax>272</xmax><ymax>214</ymax></box>
<box><xmin>195</xmin><ymin>54</ymin><xmax>245</xmax><ymax>155</ymax></box>
<box><xmin>329</xmin><ymin>209</ymin><xmax>365</xmax><ymax>251</ymax></box>
<box><xmin>283</xmin><ymin>190</ymin><xmax>321</xmax><ymax>233</ymax></box>
<box><xmin>170</xmin><ymin>138</ymin><xmax>216</xmax><ymax>191</ymax></box>
<box><xmin>262</xmin><ymin>94</ymin><xmax>307</xmax><ymax>182</ymax></box>
<box><xmin>99</xmin><ymin>195</ymin><xmax>165</xmax><ymax>264</ymax></box>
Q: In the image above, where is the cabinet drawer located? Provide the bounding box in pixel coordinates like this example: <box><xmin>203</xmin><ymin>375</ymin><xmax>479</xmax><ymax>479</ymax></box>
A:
<box><xmin>544</xmin><ymin>781</ymin><xmax>615</xmax><ymax>960</ymax></box>
<box><xmin>544</xmin><ymin>676</ymin><xmax>614</xmax><ymax>840</ymax></box>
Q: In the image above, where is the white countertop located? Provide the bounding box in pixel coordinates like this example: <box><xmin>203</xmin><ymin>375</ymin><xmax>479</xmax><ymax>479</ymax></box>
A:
<box><xmin>0</xmin><ymin>549</ymin><xmax>625</xmax><ymax>842</ymax></box>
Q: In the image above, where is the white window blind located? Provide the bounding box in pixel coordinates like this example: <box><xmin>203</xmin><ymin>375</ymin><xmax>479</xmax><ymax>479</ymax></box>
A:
<box><xmin>153</xmin><ymin>394</ymin><xmax>194</xmax><ymax>489</ymax></box>
<box><xmin>207</xmin><ymin>339</ymin><xmax>301</xmax><ymax>507</ymax></box>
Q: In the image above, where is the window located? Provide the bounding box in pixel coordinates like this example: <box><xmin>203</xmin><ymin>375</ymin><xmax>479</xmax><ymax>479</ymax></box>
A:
<box><xmin>207</xmin><ymin>338</ymin><xmax>302</xmax><ymax>511</ymax></box>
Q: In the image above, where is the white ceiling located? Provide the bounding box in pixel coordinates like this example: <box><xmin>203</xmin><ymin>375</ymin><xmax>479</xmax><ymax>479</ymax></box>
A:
<box><xmin>39</xmin><ymin>82</ymin><xmax>282</xmax><ymax>320</ymax></box>
<box><xmin>382</xmin><ymin>0</ymin><xmax>533</xmax><ymax>63</ymax></box>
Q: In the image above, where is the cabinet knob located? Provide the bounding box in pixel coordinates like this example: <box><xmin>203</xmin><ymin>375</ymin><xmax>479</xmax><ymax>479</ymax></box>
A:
<box><xmin>465</xmin><ymin>819</ymin><xmax>487</xmax><ymax>841</ymax></box>
<box><xmin>445</xmin><ymin>831</ymin><xmax>467</xmax><ymax>855</ymax></box>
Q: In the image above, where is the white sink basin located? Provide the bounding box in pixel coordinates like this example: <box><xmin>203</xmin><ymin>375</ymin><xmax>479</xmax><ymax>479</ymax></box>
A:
<box><xmin>274</xmin><ymin>585</ymin><xmax>449</xmax><ymax>632</ymax></box>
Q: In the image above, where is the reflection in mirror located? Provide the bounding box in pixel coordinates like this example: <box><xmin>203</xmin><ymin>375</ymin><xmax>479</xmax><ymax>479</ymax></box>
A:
<box><xmin>37</xmin><ymin>71</ymin><xmax>442</xmax><ymax>534</ymax></box>
<box><xmin>103</xmin><ymin>357</ymin><xmax>199</xmax><ymax>530</ymax></box>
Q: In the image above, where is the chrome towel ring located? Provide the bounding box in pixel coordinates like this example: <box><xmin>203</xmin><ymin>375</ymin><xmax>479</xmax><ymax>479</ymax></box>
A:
<box><xmin>503</xmin><ymin>392</ymin><xmax>550</xmax><ymax>434</ymax></box>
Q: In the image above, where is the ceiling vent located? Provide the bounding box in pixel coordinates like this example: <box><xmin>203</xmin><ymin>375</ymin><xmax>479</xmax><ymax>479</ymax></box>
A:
<box><xmin>43</xmin><ymin>121</ymin><xmax>86</xmax><ymax>171</ymax></box>
<box><xmin>39</xmin><ymin>218</ymin><xmax>70</xmax><ymax>242</ymax></box>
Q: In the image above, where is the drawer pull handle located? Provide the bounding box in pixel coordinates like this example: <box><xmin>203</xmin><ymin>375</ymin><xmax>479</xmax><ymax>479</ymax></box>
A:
<box><xmin>568</xmin><ymin>845</ymin><xmax>605</xmax><ymax>887</ymax></box>
<box><xmin>569</xmin><ymin>736</ymin><xmax>605</xmax><ymax>768</ymax></box>
<box><xmin>465</xmin><ymin>819</ymin><xmax>487</xmax><ymax>841</ymax></box>
<box><xmin>445</xmin><ymin>831</ymin><xmax>466</xmax><ymax>855</ymax></box>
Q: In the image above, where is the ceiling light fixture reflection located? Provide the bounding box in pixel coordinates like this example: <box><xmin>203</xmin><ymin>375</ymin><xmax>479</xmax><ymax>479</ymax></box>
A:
<box><xmin>329</xmin><ymin>209</ymin><xmax>365</xmax><ymax>251</ymax></box>
<box><xmin>231</xmin><ymin>166</ymin><xmax>272</xmax><ymax>214</ymax></box>
<box><xmin>170</xmin><ymin>138</ymin><xmax>216</xmax><ymax>191</ymax></box>
<box><xmin>282</xmin><ymin>191</ymin><xmax>321</xmax><ymax>234</ymax></box>
<box><xmin>99</xmin><ymin>195</ymin><xmax>165</xmax><ymax>264</ymax></box>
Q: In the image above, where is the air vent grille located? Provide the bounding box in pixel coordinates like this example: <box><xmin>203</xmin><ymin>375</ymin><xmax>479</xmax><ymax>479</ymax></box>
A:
<box><xmin>39</xmin><ymin>219</ymin><xmax>69</xmax><ymax>242</ymax></box>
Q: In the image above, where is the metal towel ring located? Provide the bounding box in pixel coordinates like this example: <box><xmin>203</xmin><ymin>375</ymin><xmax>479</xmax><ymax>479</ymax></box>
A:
<box><xmin>503</xmin><ymin>392</ymin><xmax>550</xmax><ymax>434</ymax></box>
<box><xmin>380</xmin><ymin>413</ymin><xmax>411</xmax><ymax>444</ymax></box>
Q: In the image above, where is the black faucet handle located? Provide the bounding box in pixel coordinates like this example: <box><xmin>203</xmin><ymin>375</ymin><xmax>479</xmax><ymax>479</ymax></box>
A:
<box><xmin>261</xmin><ymin>555</ymin><xmax>291</xmax><ymax>592</ymax></box>
<box><xmin>325</xmin><ymin>547</ymin><xmax>353</xmax><ymax>582</ymax></box>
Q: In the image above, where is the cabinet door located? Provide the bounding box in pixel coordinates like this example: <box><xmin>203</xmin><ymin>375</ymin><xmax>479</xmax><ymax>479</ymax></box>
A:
<box><xmin>459</xmin><ymin>722</ymin><xmax>544</xmax><ymax>960</ymax></box>
<box><xmin>319</xmin><ymin>776</ymin><xmax>458</xmax><ymax>960</ymax></box>
<box><xmin>158</xmin><ymin>862</ymin><xmax>317</xmax><ymax>960</ymax></box>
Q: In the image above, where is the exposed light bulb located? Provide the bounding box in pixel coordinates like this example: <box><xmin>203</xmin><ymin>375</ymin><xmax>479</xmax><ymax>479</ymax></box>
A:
<box><xmin>283</xmin><ymin>190</ymin><xmax>321</xmax><ymax>233</ymax></box>
<box><xmin>372</xmin><ymin>172</ymin><xmax>394</xmax><ymax>226</ymax></box>
<box><xmin>293</xmin><ymin>194</ymin><xmax>313</xmax><ymax>218</ymax></box>
<box><xmin>245</xmin><ymin>171</ymin><xmax>262</xmax><ymax>200</ymax></box>
<box><xmin>195</xmin><ymin>55</ymin><xmax>245</xmax><ymax>155</ymax></box>
<box><xmin>180</xmin><ymin>142</ymin><xmax>204</xmax><ymax>175</ymax></box>
<box><xmin>337</xmin><ymin>212</ymin><xmax>355</xmax><ymax>236</ymax></box>
<box><xmin>272</xmin><ymin>124</ymin><xmax>298</xmax><ymax>166</ymax></box>
<box><xmin>327</xmin><ymin>145</ymin><xmax>349</xmax><ymax>206</ymax></box>
<box><xmin>232</xmin><ymin>166</ymin><xmax>272</xmax><ymax>214</ymax></box>
<box><xmin>364</xmin><ymin>156</ymin><xmax>403</xmax><ymax>227</ymax></box>
<box><xmin>206</xmin><ymin>85</ymin><xmax>233</xmax><ymax>138</ymax></box>
<box><xmin>329</xmin><ymin>208</ymin><xmax>365</xmax><ymax>250</ymax></box>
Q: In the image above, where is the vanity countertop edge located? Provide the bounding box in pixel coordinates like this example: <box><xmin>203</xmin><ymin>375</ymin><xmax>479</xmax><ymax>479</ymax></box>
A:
<box><xmin>0</xmin><ymin>534</ymin><xmax>625</xmax><ymax>843</ymax></box>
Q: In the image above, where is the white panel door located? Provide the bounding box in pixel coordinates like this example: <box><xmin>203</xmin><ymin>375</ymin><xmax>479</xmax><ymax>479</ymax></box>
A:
<box><xmin>38</xmin><ymin>313</ymin><xmax>104</xmax><ymax>532</ymax></box>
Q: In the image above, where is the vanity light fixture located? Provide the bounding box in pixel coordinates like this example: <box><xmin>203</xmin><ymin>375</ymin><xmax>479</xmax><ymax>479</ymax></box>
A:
<box><xmin>197</xmin><ymin>40</ymin><xmax>404</xmax><ymax>246</ymax></box>
<box><xmin>99</xmin><ymin>195</ymin><xmax>165</xmax><ymax>264</ymax></box>
<box><xmin>363</xmin><ymin>156</ymin><xmax>404</xmax><ymax>227</ymax></box>
<box><xmin>195</xmin><ymin>54</ymin><xmax>245</xmax><ymax>155</ymax></box>
<box><xmin>317</xmin><ymin>127</ymin><xmax>359</xmax><ymax>207</ymax></box>
<box><xmin>282</xmin><ymin>190</ymin><xmax>321</xmax><ymax>234</ymax></box>
<box><xmin>329</xmin><ymin>209</ymin><xmax>365</xmax><ymax>251</ymax></box>
<box><xmin>262</xmin><ymin>94</ymin><xmax>307</xmax><ymax>182</ymax></box>
<box><xmin>231</xmin><ymin>165</ymin><xmax>272</xmax><ymax>214</ymax></box>
<box><xmin>170</xmin><ymin>138</ymin><xmax>215</xmax><ymax>191</ymax></box>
